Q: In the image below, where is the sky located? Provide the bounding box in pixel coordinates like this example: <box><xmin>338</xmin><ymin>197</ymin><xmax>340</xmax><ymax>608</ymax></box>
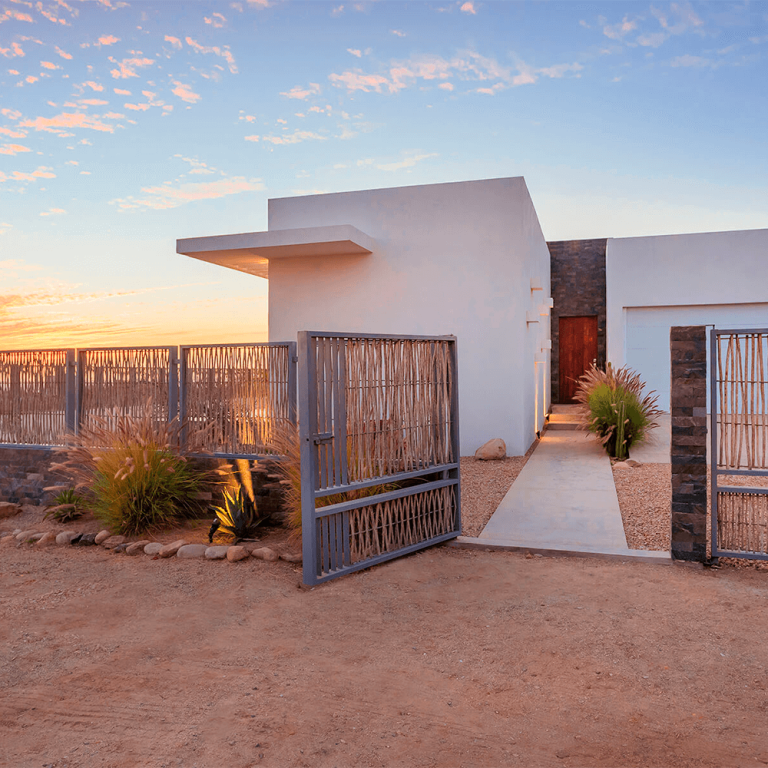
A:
<box><xmin>1</xmin><ymin>0</ymin><xmax>767</xmax><ymax>350</ymax></box>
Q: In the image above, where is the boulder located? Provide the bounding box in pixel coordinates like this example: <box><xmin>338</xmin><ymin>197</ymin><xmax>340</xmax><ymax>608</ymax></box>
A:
<box><xmin>226</xmin><ymin>545</ymin><xmax>249</xmax><ymax>562</ymax></box>
<box><xmin>158</xmin><ymin>539</ymin><xmax>187</xmax><ymax>558</ymax></box>
<box><xmin>613</xmin><ymin>461</ymin><xmax>632</xmax><ymax>470</ymax></box>
<box><xmin>625</xmin><ymin>459</ymin><xmax>642</xmax><ymax>467</ymax></box>
<box><xmin>101</xmin><ymin>535</ymin><xmax>127</xmax><ymax>549</ymax></box>
<box><xmin>0</xmin><ymin>502</ymin><xmax>21</xmax><ymax>519</ymax></box>
<box><xmin>143</xmin><ymin>542</ymin><xmax>163</xmax><ymax>556</ymax></box>
<box><xmin>56</xmin><ymin>531</ymin><xmax>78</xmax><ymax>545</ymax></box>
<box><xmin>36</xmin><ymin>531</ymin><xmax>57</xmax><ymax>547</ymax></box>
<box><xmin>73</xmin><ymin>532</ymin><xmax>98</xmax><ymax>546</ymax></box>
<box><xmin>251</xmin><ymin>547</ymin><xmax>279</xmax><ymax>562</ymax></box>
<box><xmin>474</xmin><ymin>438</ymin><xmax>507</xmax><ymax>461</ymax></box>
<box><xmin>176</xmin><ymin>544</ymin><xmax>207</xmax><ymax>559</ymax></box>
<box><xmin>126</xmin><ymin>540</ymin><xmax>151</xmax><ymax>555</ymax></box>
<box><xmin>205</xmin><ymin>545</ymin><xmax>229</xmax><ymax>560</ymax></box>
<box><xmin>280</xmin><ymin>552</ymin><xmax>302</xmax><ymax>564</ymax></box>
<box><xmin>94</xmin><ymin>530</ymin><xmax>112</xmax><ymax>545</ymax></box>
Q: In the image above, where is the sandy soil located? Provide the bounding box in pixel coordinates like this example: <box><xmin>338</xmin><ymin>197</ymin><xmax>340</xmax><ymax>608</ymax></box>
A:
<box><xmin>2</xmin><ymin>541</ymin><xmax>768</xmax><ymax>768</ymax></box>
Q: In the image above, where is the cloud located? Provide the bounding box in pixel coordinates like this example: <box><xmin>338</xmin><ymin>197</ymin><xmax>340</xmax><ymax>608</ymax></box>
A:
<box><xmin>0</xmin><ymin>223</ymin><xmax>13</xmax><ymax>235</ymax></box>
<box><xmin>280</xmin><ymin>82</ymin><xmax>322</xmax><ymax>99</ymax></box>
<box><xmin>114</xmin><ymin>87</ymin><xmax>130</xmax><ymax>95</ymax></box>
<box><xmin>40</xmin><ymin>60</ymin><xmax>60</xmax><ymax>70</ymax></box>
<box><xmin>184</xmin><ymin>36</ymin><xmax>237</xmax><ymax>73</ymax></box>
<box><xmin>174</xmin><ymin>155</ymin><xmax>215</xmax><ymax>174</ymax></box>
<box><xmin>81</xmin><ymin>80</ymin><xmax>104</xmax><ymax>91</ymax></box>
<box><xmin>96</xmin><ymin>35</ymin><xmax>120</xmax><ymax>47</ymax></box>
<box><xmin>460</xmin><ymin>2</ymin><xmax>476</xmax><ymax>14</ymax></box>
<box><xmin>438</xmin><ymin>82</ymin><xmax>454</xmax><ymax>91</ymax></box>
<box><xmin>110</xmin><ymin>176</ymin><xmax>264</xmax><ymax>211</ymax></box>
<box><xmin>261</xmin><ymin>130</ymin><xmax>326</xmax><ymax>145</ymax></box>
<box><xmin>55</xmin><ymin>45</ymin><xmax>72</xmax><ymax>59</ymax></box>
<box><xmin>0</xmin><ymin>8</ymin><xmax>34</xmax><ymax>23</ymax></box>
<box><xmin>244</xmin><ymin>134</ymin><xmax>259</xmax><ymax>142</ymax></box>
<box><xmin>0</xmin><ymin>143</ymin><xmax>31</xmax><ymax>155</ymax></box>
<box><xmin>637</xmin><ymin>31</ymin><xmax>667</xmax><ymax>48</ymax></box>
<box><xmin>171</xmin><ymin>80</ymin><xmax>201</xmax><ymax>103</ymax></box>
<box><xmin>78</xmin><ymin>98</ymin><xmax>108</xmax><ymax>106</ymax></box>
<box><xmin>376</xmin><ymin>152</ymin><xmax>437</xmax><ymax>172</ymax></box>
<box><xmin>19</xmin><ymin>111</ymin><xmax>117</xmax><ymax>134</ymax></box>
<box><xmin>602</xmin><ymin>15</ymin><xmax>637</xmax><ymax>40</ymax></box>
<box><xmin>391</xmin><ymin>29</ymin><xmax>406</xmax><ymax>37</ymax></box>
<box><xmin>0</xmin><ymin>166</ymin><xmax>56</xmax><ymax>183</ymax></box>
<box><xmin>0</xmin><ymin>125</ymin><xmax>27</xmax><ymax>138</ymax></box>
<box><xmin>205</xmin><ymin>12</ymin><xmax>226</xmax><ymax>27</ymax></box>
<box><xmin>39</xmin><ymin>207</ymin><xmax>66</xmax><ymax>216</ymax></box>
<box><xmin>670</xmin><ymin>54</ymin><xmax>714</xmax><ymax>68</ymax></box>
<box><xmin>109</xmin><ymin>56</ymin><xmax>155</xmax><ymax>79</ymax></box>
<box><xmin>0</xmin><ymin>41</ymin><xmax>25</xmax><ymax>58</ymax></box>
<box><xmin>347</xmin><ymin>48</ymin><xmax>362</xmax><ymax>57</ymax></box>
<box><xmin>164</xmin><ymin>35</ymin><xmax>182</xmax><ymax>48</ymax></box>
<box><xmin>246</xmin><ymin>0</ymin><xmax>269</xmax><ymax>6</ymax></box>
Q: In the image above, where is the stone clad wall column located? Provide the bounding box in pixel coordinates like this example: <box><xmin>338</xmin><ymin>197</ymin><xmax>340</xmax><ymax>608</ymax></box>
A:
<box><xmin>669</xmin><ymin>325</ymin><xmax>708</xmax><ymax>562</ymax></box>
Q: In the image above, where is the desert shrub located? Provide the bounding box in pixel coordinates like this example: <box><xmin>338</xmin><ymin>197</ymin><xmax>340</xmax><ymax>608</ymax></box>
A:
<box><xmin>51</xmin><ymin>410</ymin><xmax>217</xmax><ymax>535</ymax></box>
<box><xmin>574</xmin><ymin>363</ymin><xmax>662</xmax><ymax>460</ymax></box>
<box><xmin>266</xmin><ymin>423</ymin><xmax>397</xmax><ymax>540</ymax></box>
<box><xmin>44</xmin><ymin>489</ymin><xmax>86</xmax><ymax>522</ymax></box>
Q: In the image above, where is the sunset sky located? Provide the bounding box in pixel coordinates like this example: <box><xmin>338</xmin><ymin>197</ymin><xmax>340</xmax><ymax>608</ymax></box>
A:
<box><xmin>1</xmin><ymin>0</ymin><xmax>767</xmax><ymax>349</ymax></box>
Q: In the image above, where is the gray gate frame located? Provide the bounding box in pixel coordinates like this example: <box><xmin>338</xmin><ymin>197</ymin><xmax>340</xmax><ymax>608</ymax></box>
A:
<box><xmin>298</xmin><ymin>331</ymin><xmax>461</xmax><ymax>586</ymax></box>
<box><xmin>710</xmin><ymin>327</ymin><xmax>768</xmax><ymax>561</ymax></box>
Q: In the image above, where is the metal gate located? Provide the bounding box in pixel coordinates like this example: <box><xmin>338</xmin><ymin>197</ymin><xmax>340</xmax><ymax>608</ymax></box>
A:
<box><xmin>298</xmin><ymin>332</ymin><xmax>461</xmax><ymax>585</ymax></box>
<box><xmin>711</xmin><ymin>328</ymin><xmax>768</xmax><ymax>560</ymax></box>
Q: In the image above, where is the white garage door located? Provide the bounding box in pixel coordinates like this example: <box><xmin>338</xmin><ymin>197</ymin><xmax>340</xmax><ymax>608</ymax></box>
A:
<box><xmin>625</xmin><ymin>304</ymin><xmax>768</xmax><ymax>411</ymax></box>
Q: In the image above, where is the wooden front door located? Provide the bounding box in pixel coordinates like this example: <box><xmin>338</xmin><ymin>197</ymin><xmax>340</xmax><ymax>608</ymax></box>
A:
<box><xmin>559</xmin><ymin>316</ymin><xmax>598</xmax><ymax>403</ymax></box>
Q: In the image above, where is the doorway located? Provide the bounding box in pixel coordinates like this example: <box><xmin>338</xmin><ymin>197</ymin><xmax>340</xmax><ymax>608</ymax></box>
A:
<box><xmin>559</xmin><ymin>316</ymin><xmax>598</xmax><ymax>403</ymax></box>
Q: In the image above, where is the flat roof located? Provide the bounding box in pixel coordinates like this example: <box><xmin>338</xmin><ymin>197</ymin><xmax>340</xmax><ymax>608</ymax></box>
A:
<box><xmin>176</xmin><ymin>224</ymin><xmax>376</xmax><ymax>279</ymax></box>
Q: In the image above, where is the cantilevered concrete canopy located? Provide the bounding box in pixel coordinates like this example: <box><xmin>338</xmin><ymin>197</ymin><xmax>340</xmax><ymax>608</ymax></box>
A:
<box><xmin>176</xmin><ymin>224</ymin><xmax>376</xmax><ymax>279</ymax></box>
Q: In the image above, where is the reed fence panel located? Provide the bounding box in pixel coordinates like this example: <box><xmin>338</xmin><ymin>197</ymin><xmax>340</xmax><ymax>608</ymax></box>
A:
<box><xmin>180</xmin><ymin>343</ymin><xmax>296</xmax><ymax>457</ymax></box>
<box><xmin>0</xmin><ymin>349</ymin><xmax>72</xmax><ymax>446</ymax></box>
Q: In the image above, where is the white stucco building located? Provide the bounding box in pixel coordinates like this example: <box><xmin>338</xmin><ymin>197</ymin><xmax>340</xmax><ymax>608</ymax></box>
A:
<box><xmin>178</xmin><ymin>177</ymin><xmax>553</xmax><ymax>456</ymax></box>
<box><xmin>178</xmin><ymin>176</ymin><xmax>767</xmax><ymax>455</ymax></box>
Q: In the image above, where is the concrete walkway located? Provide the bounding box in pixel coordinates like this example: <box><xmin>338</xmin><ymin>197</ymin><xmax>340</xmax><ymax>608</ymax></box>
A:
<box><xmin>458</xmin><ymin>430</ymin><xmax>670</xmax><ymax>562</ymax></box>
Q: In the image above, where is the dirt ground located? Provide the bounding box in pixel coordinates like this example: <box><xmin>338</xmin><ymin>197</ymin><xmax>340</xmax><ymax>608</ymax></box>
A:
<box><xmin>2</xmin><ymin>542</ymin><xmax>768</xmax><ymax>768</ymax></box>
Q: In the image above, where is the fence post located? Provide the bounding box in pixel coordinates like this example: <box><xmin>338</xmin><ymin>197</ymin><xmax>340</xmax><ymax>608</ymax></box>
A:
<box><xmin>287</xmin><ymin>341</ymin><xmax>298</xmax><ymax>424</ymax></box>
<box><xmin>65</xmin><ymin>349</ymin><xmax>76</xmax><ymax>436</ymax></box>
<box><xmin>168</xmin><ymin>346</ymin><xmax>179</xmax><ymax>422</ymax></box>
<box><xmin>670</xmin><ymin>325</ymin><xmax>708</xmax><ymax>562</ymax></box>
<box><xmin>298</xmin><ymin>332</ymin><xmax>318</xmax><ymax>585</ymax></box>
<box><xmin>178</xmin><ymin>347</ymin><xmax>188</xmax><ymax>448</ymax></box>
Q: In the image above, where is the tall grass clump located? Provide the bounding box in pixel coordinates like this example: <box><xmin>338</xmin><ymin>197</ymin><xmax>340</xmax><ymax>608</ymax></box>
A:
<box><xmin>574</xmin><ymin>363</ymin><xmax>662</xmax><ymax>460</ymax></box>
<box><xmin>52</xmin><ymin>410</ymin><xmax>215</xmax><ymax>535</ymax></box>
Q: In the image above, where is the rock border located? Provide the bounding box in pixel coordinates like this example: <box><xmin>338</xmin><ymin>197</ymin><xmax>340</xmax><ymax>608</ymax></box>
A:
<box><xmin>0</xmin><ymin>526</ymin><xmax>301</xmax><ymax>565</ymax></box>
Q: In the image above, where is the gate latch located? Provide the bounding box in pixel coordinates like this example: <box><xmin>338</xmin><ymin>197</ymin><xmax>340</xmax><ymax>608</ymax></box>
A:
<box><xmin>313</xmin><ymin>432</ymin><xmax>334</xmax><ymax>445</ymax></box>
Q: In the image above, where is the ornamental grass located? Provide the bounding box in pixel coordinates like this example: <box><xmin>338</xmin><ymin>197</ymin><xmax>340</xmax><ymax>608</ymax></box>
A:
<box><xmin>574</xmin><ymin>363</ymin><xmax>663</xmax><ymax>460</ymax></box>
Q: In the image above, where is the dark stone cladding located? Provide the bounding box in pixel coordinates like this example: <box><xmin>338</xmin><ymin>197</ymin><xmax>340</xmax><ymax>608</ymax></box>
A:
<box><xmin>0</xmin><ymin>446</ymin><xmax>60</xmax><ymax>505</ymax></box>
<box><xmin>669</xmin><ymin>325</ymin><xmax>708</xmax><ymax>562</ymax></box>
<box><xmin>547</xmin><ymin>239</ymin><xmax>607</xmax><ymax>403</ymax></box>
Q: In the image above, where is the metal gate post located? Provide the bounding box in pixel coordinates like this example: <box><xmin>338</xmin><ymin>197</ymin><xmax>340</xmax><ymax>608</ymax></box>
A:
<box><xmin>298</xmin><ymin>331</ymin><xmax>319</xmax><ymax>586</ymax></box>
<box><xmin>710</xmin><ymin>328</ymin><xmax>719</xmax><ymax>558</ymax></box>
<box><xmin>168</xmin><ymin>346</ymin><xmax>179</xmax><ymax>423</ymax></box>
<box><xmin>65</xmin><ymin>349</ymin><xmax>76</xmax><ymax>436</ymax></box>
<box><xmin>287</xmin><ymin>341</ymin><xmax>298</xmax><ymax>425</ymax></box>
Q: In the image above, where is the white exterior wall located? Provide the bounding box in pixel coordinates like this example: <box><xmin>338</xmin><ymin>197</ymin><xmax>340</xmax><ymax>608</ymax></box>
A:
<box><xmin>267</xmin><ymin>177</ymin><xmax>551</xmax><ymax>456</ymax></box>
<box><xmin>606</xmin><ymin>229</ymin><xmax>768</xmax><ymax>410</ymax></box>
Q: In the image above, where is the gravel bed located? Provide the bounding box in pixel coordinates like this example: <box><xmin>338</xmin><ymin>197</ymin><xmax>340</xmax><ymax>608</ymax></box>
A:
<box><xmin>460</xmin><ymin>442</ymin><xmax>536</xmax><ymax>537</ymax></box>
<box><xmin>612</xmin><ymin>463</ymin><xmax>671</xmax><ymax>551</ymax></box>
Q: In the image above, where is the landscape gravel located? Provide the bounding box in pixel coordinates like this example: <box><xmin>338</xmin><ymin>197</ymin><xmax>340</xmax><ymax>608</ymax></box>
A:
<box><xmin>612</xmin><ymin>463</ymin><xmax>671</xmax><ymax>551</ymax></box>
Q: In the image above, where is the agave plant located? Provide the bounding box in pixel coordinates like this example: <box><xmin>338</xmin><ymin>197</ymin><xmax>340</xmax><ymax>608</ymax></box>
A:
<box><xmin>44</xmin><ymin>488</ymin><xmax>86</xmax><ymax>522</ymax></box>
<box><xmin>210</xmin><ymin>485</ymin><xmax>266</xmax><ymax>543</ymax></box>
<box><xmin>574</xmin><ymin>363</ymin><xmax>663</xmax><ymax>460</ymax></box>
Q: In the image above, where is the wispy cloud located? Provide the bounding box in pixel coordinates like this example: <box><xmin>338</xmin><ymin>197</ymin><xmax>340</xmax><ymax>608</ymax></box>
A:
<box><xmin>347</xmin><ymin>48</ymin><xmax>362</xmax><ymax>57</ymax></box>
<box><xmin>281</xmin><ymin>82</ymin><xmax>322</xmax><ymax>100</ymax></box>
<box><xmin>19</xmin><ymin>111</ymin><xmax>117</xmax><ymax>134</ymax></box>
<box><xmin>262</xmin><ymin>129</ymin><xmax>326</xmax><ymax>145</ymax></box>
<box><xmin>111</xmin><ymin>176</ymin><xmax>264</xmax><ymax>211</ymax></box>
<box><xmin>96</xmin><ymin>35</ymin><xmax>120</xmax><ymax>47</ymax></box>
<box><xmin>174</xmin><ymin>155</ymin><xmax>215</xmax><ymax>174</ymax></box>
<box><xmin>40</xmin><ymin>60</ymin><xmax>60</xmax><ymax>70</ymax></box>
<box><xmin>0</xmin><ymin>223</ymin><xmax>13</xmax><ymax>235</ymax></box>
<box><xmin>391</xmin><ymin>29</ymin><xmax>406</xmax><ymax>37</ymax></box>
<box><xmin>184</xmin><ymin>36</ymin><xmax>237</xmax><ymax>74</ymax></box>
<box><xmin>0</xmin><ymin>143</ymin><xmax>31</xmax><ymax>155</ymax></box>
<box><xmin>602</xmin><ymin>15</ymin><xmax>638</xmax><ymax>41</ymax></box>
<box><xmin>109</xmin><ymin>56</ymin><xmax>155</xmax><ymax>79</ymax></box>
<box><xmin>55</xmin><ymin>45</ymin><xmax>72</xmax><ymax>60</ymax></box>
<box><xmin>0</xmin><ymin>8</ymin><xmax>34</xmax><ymax>24</ymax></box>
<box><xmin>0</xmin><ymin>166</ymin><xmax>56</xmax><ymax>183</ymax></box>
<box><xmin>171</xmin><ymin>80</ymin><xmax>201</xmax><ymax>103</ymax></box>
<box><xmin>375</xmin><ymin>152</ymin><xmax>437</xmax><ymax>171</ymax></box>
<box><xmin>40</xmin><ymin>207</ymin><xmax>66</xmax><ymax>216</ymax></box>
<box><xmin>460</xmin><ymin>2</ymin><xmax>477</xmax><ymax>15</ymax></box>
<box><xmin>164</xmin><ymin>35</ymin><xmax>182</xmax><ymax>49</ymax></box>
<box><xmin>205</xmin><ymin>12</ymin><xmax>226</xmax><ymax>28</ymax></box>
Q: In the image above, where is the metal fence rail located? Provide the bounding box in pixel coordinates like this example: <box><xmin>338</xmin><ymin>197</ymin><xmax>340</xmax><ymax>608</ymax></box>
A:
<box><xmin>180</xmin><ymin>342</ymin><xmax>297</xmax><ymax>458</ymax></box>
<box><xmin>299</xmin><ymin>332</ymin><xmax>461</xmax><ymax>585</ymax></box>
<box><xmin>0</xmin><ymin>349</ymin><xmax>74</xmax><ymax>447</ymax></box>
<box><xmin>711</xmin><ymin>328</ymin><xmax>768</xmax><ymax>561</ymax></box>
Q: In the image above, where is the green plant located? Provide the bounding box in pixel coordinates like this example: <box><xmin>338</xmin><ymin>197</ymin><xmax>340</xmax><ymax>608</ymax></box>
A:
<box><xmin>574</xmin><ymin>363</ymin><xmax>662</xmax><ymax>460</ymax></box>
<box><xmin>50</xmin><ymin>409</ymin><xmax>217</xmax><ymax>536</ymax></box>
<box><xmin>209</xmin><ymin>458</ymin><xmax>268</xmax><ymax>542</ymax></box>
<box><xmin>44</xmin><ymin>488</ymin><xmax>86</xmax><ymax>522</ymax></box>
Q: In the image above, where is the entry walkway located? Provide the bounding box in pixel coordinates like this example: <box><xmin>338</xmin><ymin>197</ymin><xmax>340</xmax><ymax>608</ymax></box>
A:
<box><xmin>456</xmin><ymin>430</ymin><xmax>671</xmax><ymax>563</ymax></box>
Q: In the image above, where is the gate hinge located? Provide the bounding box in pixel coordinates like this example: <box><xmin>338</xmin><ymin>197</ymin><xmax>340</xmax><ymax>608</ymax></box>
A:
<box><xmin>313</xmin><ymin>432</ymin><xmax>333</xmax><ymax>445</ymax></box>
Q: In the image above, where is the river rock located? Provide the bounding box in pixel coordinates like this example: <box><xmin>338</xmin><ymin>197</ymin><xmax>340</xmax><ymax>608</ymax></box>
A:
<box><xmin>613</xmin><ymin>461</ymin><xmax>632</xmax><ymax>470</ymax></box>
<box><xmin>177</xmin><ymin>544</ymin><xmax>207</xmax><ymax>559</ymax></box>
<box><xmin>74</xmin><ymin>532</ymin><xmax>98</xmax><ymax>546</ymax></box>
<box><xmin>94</xmin><ymin>530</ymin><xmax>112</xmax><ymax>545</ymax></box>
<box><xmin>227</xmin><ymin>545</ymin><xmax>249</xmax><ymax>562</ymax></box>
<box><xmin>56</xmin><ymin>530</ymin><xmax>78</xmax><ymax>545</ymax></box>
<box><xmin>158</xmin><ymin>539</ymin><xmax>187</xmax><ymax>558</ymax></box>
<box><xmin>101</xmin><ymin>535</ymin><xmax>126</xmax><ymax>549</ymax></box>
<box><xmin>205</xmin><ymin>545</ymin><xmax>229</xmax><ymax>560</ymax></box>
<box><xmin>474</xmin><ymin>438</ymin><xmax>507</xmax><ymax>461</ymax></box>
<box><xmin>625</xmin><ymin>459</ymin><xmax>642</xmax><ymax>467</ymax></box>
<box><xmin>251</xmin><ymin>547</ymin><xmax>279</xmax><ymax>562</ymax></box>
<box><xmin>15</xmin><ymin>530</ymin><xmax>38</xmax><ymax>542</ymax></box>
<box><xmin>29</xmin><ymin>532</ymin><xmax>46</xmax><ymax>542</ymax></box>
<box><xmin>0</xmin><ymin>502</ymin><xmax>21</xmax><ymax>519</ymax></box>
<box><xmin>36</xmin><ymin>531</ymin><xmax>57</xmax><ymax>547</ymax></box>
<box><xmin>144</xmin><ymin>542</ymin><xmax>163</xmax><ymax>555</ymax></box>
<box><xmin>280</xmin><ymin>552</ymin><xmax>303</xmax><ymax>564</ymax></box>
<box><xmin>126</xmin><ymin>540</ymin><xmax>151</xmax><ymax>555</ymax></box>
